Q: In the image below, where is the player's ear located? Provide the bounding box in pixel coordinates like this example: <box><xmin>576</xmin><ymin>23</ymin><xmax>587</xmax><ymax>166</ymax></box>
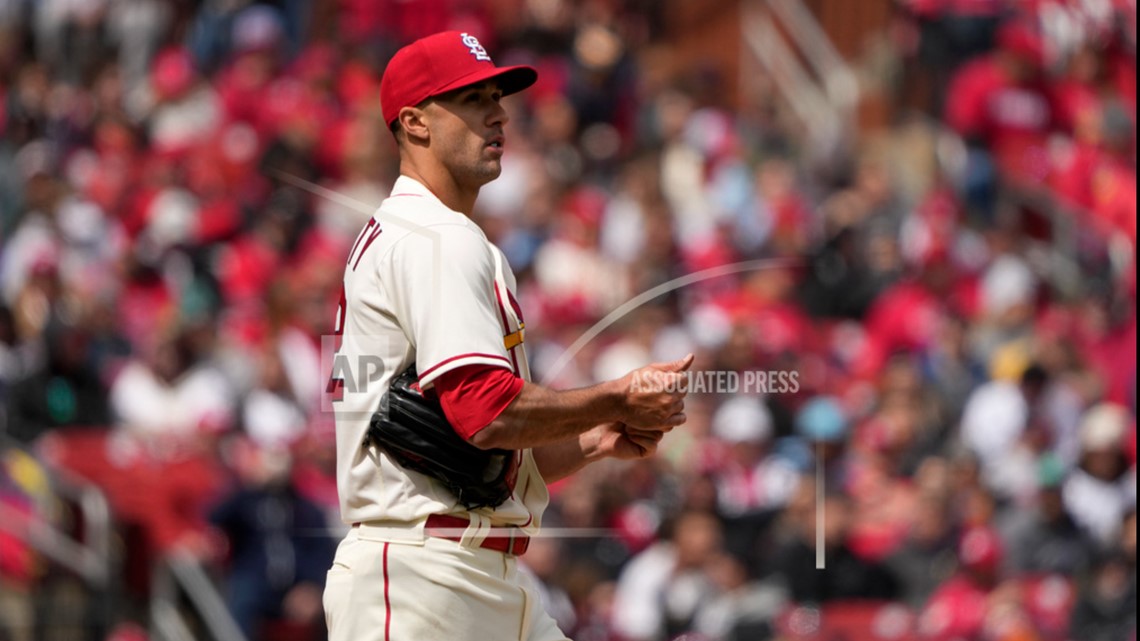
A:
<box><xmin>398</xmin><ymin>106</ymin><xmax>430</xmax><ymax>144</ymax></box>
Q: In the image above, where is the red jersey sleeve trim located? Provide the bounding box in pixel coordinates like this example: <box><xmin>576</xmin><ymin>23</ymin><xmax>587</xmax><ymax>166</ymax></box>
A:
<box><xmin>433</xmin><ymin>364</ymin><xmax>524</xmax><ymax>441</ymax></box>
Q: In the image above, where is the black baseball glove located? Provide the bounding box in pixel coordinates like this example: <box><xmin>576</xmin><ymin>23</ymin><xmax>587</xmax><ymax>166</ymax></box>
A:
<box><xmin>367</xmin><ymin>365</ymin><xmax>514</xmax><ymax>509</ymax></box>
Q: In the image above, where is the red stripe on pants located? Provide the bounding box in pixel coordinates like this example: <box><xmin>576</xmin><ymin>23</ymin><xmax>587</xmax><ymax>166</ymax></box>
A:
<box><xmin>383</xmin><ymin>542</ymin><xmax>391</xmax><ymax>640</ymax></box>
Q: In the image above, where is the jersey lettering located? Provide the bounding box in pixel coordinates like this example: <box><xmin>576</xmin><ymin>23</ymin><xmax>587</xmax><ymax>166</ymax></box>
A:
<box><xmin>348</xmin><ymin>218</ymin><xmax>383</xmax><ymax>271</ymax></box>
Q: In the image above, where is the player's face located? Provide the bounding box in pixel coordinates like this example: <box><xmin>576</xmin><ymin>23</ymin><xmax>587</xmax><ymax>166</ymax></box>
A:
<box><xmin>425</xmin><ymin>81</ymin><xmax>509</xmax><ymax>188</ymax></box>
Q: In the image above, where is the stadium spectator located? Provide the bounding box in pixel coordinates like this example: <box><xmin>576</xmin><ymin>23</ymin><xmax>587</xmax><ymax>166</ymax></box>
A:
<box><xmin>1063</xmin><ymin>402</ymin><xmax>1136</xmax><ymax>548</ymax></box>
<box><xmin>944</xmin><ymin>18</ymin><xmax>1061</xmax><ymax>217</ymax></box>
<box><xmin>611</xmin><ymin>509</ymin><xmax>726</xmax><ymax>641</ymax></box>
<box><xmin>1069</xmin><ymin>547</ymin><xmax>1137</xmax><ymax>641</ymax></box>
<box><xmin>917</xmin><ymin>525</ymin><xmax>1005</xmax><ymax>640</ymax></box>
<box><xmin>885</xmin><ymin>492</ymin><xmax>959</xmax><ymax>608</ymax></box>
<box><xmin>208</xmin><ymin>436</ymin><xmax>333</xmax><ymax>641</ymax></box>
<box><xmin>1001</xmin><ymin>453</ymin><xmax>1096</xmax><ymax>576</ymax></box>
<box><xmin>772</xmin><ymin>488</ymin><xmax>902</xmax><ymax>604</ymax></box>
<box><xmin>705</xmin><ymin>395</ymin><xmax>800</xmax><ymax>517</ymax></box>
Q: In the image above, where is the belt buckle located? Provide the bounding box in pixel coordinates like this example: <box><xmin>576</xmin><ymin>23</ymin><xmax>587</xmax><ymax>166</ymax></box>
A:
<box><xmin>506</xmin><ymin>527</ymin><xmax>517</xmax><ymax>555</ymax></box>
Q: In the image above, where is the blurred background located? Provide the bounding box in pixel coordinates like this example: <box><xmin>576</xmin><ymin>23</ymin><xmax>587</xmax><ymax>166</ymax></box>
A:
<box><xmin>0</xmin><ymin>0</ymin><xmax>1135</xmax><ymax>640</ymax></box>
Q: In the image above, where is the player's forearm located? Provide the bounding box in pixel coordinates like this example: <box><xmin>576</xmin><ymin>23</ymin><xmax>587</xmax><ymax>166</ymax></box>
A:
<box><xmin>531</xmin><ymin>432</ymin><xmax>601</xmax><ymax>483</ymax></box>
<box><xmin>471</xmin><ymin>355</ymin><xmax>693</xmax><ymax>450</ymax></box>
<box><xmin>533</xmin><ymin>422</ymin><xmax>667</xmax><ymax>482</ymax></box>
<box><xmin>469</xmin><ymin>381</ymin><xmax>625</xmax><ymax>450</ymax></box>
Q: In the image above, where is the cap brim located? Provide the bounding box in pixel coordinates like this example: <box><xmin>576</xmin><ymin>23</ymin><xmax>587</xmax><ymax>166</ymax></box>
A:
<box><xmin>429</xmin><ymin>64</ymin><xmax>538</xmax><ymax>100</ymax></box>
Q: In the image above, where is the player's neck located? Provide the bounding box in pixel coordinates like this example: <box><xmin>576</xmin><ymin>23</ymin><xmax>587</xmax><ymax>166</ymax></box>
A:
<box><xmin>399</xmin><ymin>165</ymin><xmax>478</xmax><ymax>216</ymax></box>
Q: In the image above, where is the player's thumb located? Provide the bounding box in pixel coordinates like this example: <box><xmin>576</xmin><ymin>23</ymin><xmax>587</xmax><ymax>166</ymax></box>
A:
<box><xmin>657</xmin><ymin>353</ymin><xmax>694</xmax><ymax>373</ymax></box>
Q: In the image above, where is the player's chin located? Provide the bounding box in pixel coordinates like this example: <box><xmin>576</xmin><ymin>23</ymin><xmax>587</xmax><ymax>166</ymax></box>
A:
<box><xmin>473</xmin><ymin>161</ymin><xmax>503</xmax><ymax>183</ymax></box>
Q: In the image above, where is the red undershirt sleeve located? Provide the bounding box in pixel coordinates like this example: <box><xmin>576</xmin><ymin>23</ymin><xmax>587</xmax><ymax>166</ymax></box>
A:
<box><xmin>432</xmin><ymin>364</ymin><xmax>525</xmax><ymax>441</ymax></box>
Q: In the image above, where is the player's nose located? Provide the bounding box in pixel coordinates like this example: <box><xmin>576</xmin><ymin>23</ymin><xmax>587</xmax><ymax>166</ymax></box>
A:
<box><xmin>487</xmin><ymin>100</ymin><xmax>508</xmax><ymax>128</ymax></box>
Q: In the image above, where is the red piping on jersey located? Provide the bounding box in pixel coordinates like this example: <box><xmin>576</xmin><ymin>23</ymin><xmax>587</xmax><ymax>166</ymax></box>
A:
<box><xmin>383</xmin><ymin>542</ymin><xmax>391</xmax><ymax>640</ymax></box>
<box><xmin>420</xmin><ymin>353</ymin><xmax>512</xmax><ymax>380</ymax></box>
<box><xmin>506</xmin><ymin>290</ymin><xmax>525</xmax><ymax>323</ymax></box>
<box><xmin>493</xmin><ymin>286</ymin><xmax>520</xmax><ymax>374</ymax></box>
<box><xmin>390</xmin><ymin>193</ymin><xmax>424</xmax><ymax>198</ymax></box>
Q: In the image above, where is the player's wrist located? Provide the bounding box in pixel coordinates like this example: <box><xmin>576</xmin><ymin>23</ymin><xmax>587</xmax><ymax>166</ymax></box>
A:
<box><xmin>578</xmin><ymin>427</ymin><xmax>604</xmax><ymax>463</ymax></box>
<box><xmin>591</xmin><ymin>378</ymin><xmax>629</xmax><ymax>424</ymax></box>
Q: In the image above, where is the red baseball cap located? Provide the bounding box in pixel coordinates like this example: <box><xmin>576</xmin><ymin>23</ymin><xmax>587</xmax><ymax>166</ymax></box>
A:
<box><xmin>958</xmin><ymin>526</ymin><xmax>1003</xmax><ymax>573</ymax></box>
<box><xmin>380</xmin><ymin>31</ymin><xmax>537</xmax><ymax>129</ymax></box>
<box><xmin>997</xmin><ymin>20</ymin><xmax>1046</xmax><ymax>67</ymax></box>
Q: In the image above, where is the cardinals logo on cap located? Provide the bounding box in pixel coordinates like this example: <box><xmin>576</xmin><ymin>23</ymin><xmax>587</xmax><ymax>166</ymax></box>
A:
<box><xmin>461</xmin><ymin>33</ymin><xmax>492</xmax><ymax>62</ymax></box>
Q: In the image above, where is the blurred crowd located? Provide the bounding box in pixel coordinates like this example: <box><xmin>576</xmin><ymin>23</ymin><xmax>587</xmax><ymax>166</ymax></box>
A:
<box><xmin>0</xmin><ymin>0</ymin><xmax>1136</xmax><ymax>641</ymax></box>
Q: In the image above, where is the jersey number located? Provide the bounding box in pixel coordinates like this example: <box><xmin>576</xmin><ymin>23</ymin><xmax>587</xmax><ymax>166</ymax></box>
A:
<box><xmin>327</xmin><ymin>287</ymin><xmax>348</xmax><ymax>402</ymax></box>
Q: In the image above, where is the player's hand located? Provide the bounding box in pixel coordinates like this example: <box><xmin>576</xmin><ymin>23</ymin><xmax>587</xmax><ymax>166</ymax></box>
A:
<box><xmin>617</xmin><ymin>354</ymin><xmax>694</xmax><ymax>430</ymax></box>
<box><xmin>587</xmin><ymin>422</ymin><xmax>666</xmax><ymax>460</ymax></box>
<box><xmin>620</xmin><ymin>424</ymin><xmax>670</xmax><ymax>458</ymax></box>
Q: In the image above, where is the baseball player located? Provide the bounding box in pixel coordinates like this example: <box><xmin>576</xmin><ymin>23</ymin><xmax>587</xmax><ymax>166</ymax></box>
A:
<box><xmin>323</xmin><ymin>31</ymin><xmax>692</xmax><ymax>641</ymax></box>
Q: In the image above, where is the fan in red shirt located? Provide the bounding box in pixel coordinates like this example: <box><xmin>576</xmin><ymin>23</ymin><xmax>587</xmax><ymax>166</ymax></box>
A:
<box><xmin>917</xmin><ymin>526</ymin><xmax>1004</xmax><ymax>640</ymax></box>
<box><xmin>945</xmin><ymin>18</ymin><xmax>1063</xmax><ymax>210</ymax></box>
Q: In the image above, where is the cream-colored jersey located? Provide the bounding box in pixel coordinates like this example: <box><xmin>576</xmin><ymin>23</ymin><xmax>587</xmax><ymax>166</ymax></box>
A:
<box><xmin>330</xmin><ymin>176</ymin><xmax>547</xmax><ymax>531</ymax></box>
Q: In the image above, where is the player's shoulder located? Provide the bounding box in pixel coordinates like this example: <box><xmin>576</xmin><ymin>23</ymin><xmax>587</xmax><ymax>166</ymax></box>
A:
<box><xmin>376</xmin><ymin>177</ymin><xmax>486</xmax><ymax>236</ymax></box>
<box><xmin>376</xmin><ymin>204</ymin><xmax>489</xmax><ymax>252</ymax></box>
<box><xmin>369</xmin><ymin>180</ymin><xmax>493</xmax><ymax>266</ymax></box>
